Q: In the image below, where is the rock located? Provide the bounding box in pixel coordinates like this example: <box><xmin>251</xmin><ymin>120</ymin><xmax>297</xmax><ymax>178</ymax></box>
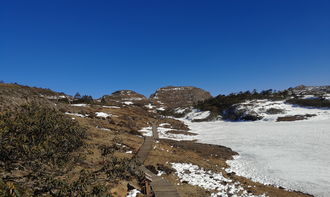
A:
<box><xmin>150</xmin><ymin>86</ymin><xmax>212</xmax><ymax>109</ymax></box>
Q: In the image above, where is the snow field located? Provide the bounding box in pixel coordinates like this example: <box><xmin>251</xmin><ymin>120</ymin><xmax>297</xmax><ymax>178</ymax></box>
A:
<box><xmin>183</xmin><ymin>118</ymin><xmax>330</xmax><ymax>197</ymax></box>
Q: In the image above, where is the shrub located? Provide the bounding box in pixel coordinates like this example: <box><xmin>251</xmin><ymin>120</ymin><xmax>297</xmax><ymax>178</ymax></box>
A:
<box><xmin>0</xmin><ymin>103</ymin><xmax>87</xmax><ymax>167</ymax></box>
<box><xmin>0</xmin><ymin>179</ymin><xmax>22</xmax><ymax>197</ymax></box>
<box><xmin>195</xmin><ymin>89</ymin><xmax>290</xmax><ymax>120</ymax></box>
<box><xmin>266</xmin><ymin>108</ymin><xmax>285</xmax><ymax>114</ymax></box>
<box><xmin>286</xmin><ymin>98</ymin><xmax>330</xmax><ymax>108</ymax></box>
<box><xmin>73</xmin><ymin>95</ymin><xmax>94</xmax><ymax>104</ymax></box>
<box><xmin>276</xmin><ymin>114</ymin><xmax>316</xmax><ymax>122</ymax></box>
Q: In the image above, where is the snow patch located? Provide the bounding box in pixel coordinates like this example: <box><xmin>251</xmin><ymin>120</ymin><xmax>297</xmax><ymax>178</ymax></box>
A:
<box><xmin>172</xmin><ymin>163</ymin><xmax>267</xmax><ymax>197</ymax></box>
<box><xmin>126</xmin><ymin>189</ymin><xmax>140</xmax><ymax>197</ymax></box>
<box><xmin>185</xmin><ymin>109</ymin><xmax>211</xmax><ymax>121</ymax></box>
<box><xmin>237</xmin><ymin>99</ymin><xmax>329</xmax><ymax>122</ymax></box>
<box><xmin>65</xmin><ymin>112</ymin><xmax>86</xmax><ymax>118</ymax></box>
<box><xmin>95</xmin><ymin>112</ymin><xmax>111</xmax><ymax>118</ymax></box>
<box><xmin>157</xmin><ymin>107</ymin><xmax>166</xmax><ymax>111</ymax></box>
<box><xmin>139</xmin><ymin>126</ymin><xmax>195</xmax><ymax>141</ymax></box>
<box><xmin>102</xmin><ymin>105</ymin><xmax>120</xmax><ymax>109</ymax></box>
<box><xmin>178</xmin><ymin>116</ymin><xmax>330</xmax><ymax>197</ymax></box>
<box><xmin>71</xmin><ymin>103</ymin><xmax>88</xmax><ymax>107</ymax></box>
<box><xmin>145</xmin><ymin>103</ymin><xmax>154</xmax><ymax>109</ymax></box>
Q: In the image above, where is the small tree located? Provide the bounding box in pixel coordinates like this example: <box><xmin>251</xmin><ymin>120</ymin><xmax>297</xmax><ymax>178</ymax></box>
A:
<box><xmin>74</xmin><ymin>92</ymin><xmax>81</xmax><ymax>99</ymax></box>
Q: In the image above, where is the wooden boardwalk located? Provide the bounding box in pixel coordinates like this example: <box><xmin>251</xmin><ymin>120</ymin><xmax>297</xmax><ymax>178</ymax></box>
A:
<box><xmin>135</xmin><ymin>123</ymin><xmax>180</xmax><ymax>197</ymax></box>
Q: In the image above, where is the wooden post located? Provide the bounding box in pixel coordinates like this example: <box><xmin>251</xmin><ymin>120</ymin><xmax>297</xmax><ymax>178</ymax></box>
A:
<box><xmin>145</xmin><ymin>180</ymin><xmax>152</xmax><ymax>196</ymax></box>
<box><xmin>152</xmin><ymin>122</ymin><xmax>159</xmax><ymax>139</ymax></box>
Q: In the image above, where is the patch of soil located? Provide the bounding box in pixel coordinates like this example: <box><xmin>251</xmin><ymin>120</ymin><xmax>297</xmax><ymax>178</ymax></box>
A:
<box><xmin>161</xmin><ymin>139</ymin><xmax>237</xmax><ymax>160</ymax></box>
<box><xmin>276</xmin><ymin>114</ymin><xmax>316</xmax><ymax>121</ymax></box>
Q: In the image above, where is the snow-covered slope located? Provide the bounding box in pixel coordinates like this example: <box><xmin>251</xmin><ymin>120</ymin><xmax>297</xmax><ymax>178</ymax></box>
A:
<box><xmin>177</xmin><ymin>105</ymin><xmax>330</xmax><ymax>197</ymax></box>
<box><xmin>139</xmin><ymin>98</ymin><xmax>330</xmax><ymax>196</ymax></box>
<box><xmin>236</xmin><ymin>99</ymin><xmax>329</xmax><ymax>121</ymax></box>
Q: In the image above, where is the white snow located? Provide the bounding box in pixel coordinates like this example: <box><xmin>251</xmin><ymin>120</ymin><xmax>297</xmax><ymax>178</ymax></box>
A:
<box><xmin>102</xmin><ymin>105</ymin><xmax>121</xmax><ymax>109</ymax></box>
<box><xmin>237</xmin><ymin>100</ymin><xmax>329</xmax><ymax>122</ymax></box>
<box><xmin>172</xmin><ymin>163</ymin><xmax>267</xmax><ymax>197</ymax></box>
<box><xmin>65</xmin><ymin>112</ymin><xmax>86</xmax><ymax>118</ymax></box>
<box><xmin>123</xmin><ymin>97</ymin><xmax>143</xmax><ymax>101</ymax></box>
<box><xmin>157</xmin><ymin>170</ymin><xmax>165</xmax><ymax>176</ymax></box>
<box><xmin>161</xmin><ymin>87</ymin><xmax>185</xmax><ymax>91</ymax></box>
<box><xmin>301</xmin><ymin>95</ymin><xmax>319</xmax><ymax>100</ymax></box>
<box><xmin>126</xmin><ymin>189</ymin><xmax>140</xmax><ymax>197</ymax></box>
<box><xmin>139</xmin><ymin>126</ymin><xmax>194</xmax><ymax>141</ymax></box>
<box><xmin>123</xmin><ymin>101</ymin><xmax>134</xmax><ymax>105</ymax></box>
<box><xmin>96</xmin><ymin>126</ymin><xmax>111</xmax><ymax>131</ymax></box>
<box><xmin>71</xmin><ymin>103</ymin><xmax>88</xmax><ymax>107</ymax></box>
<box><xmin>324</xmin><ymin>94</ymin><xmax>330</xmax><ymax>100</ymax></box>
<box><xmin>174</xmin><ymin>107</ymin><xmax>188</xmax><ymax>114</ymax></box>
<box><xmin>159</xmin><ymin>123</ymin><xmax>171</xmax><ymax>127</ymax></box>
<box><xmin>95</xmin><ymin>112</ymin><xmax>111</xmax><ymax>118</ymax></box>
<box><xmin>185</xmin><ymin>109</ymin><xmax>211</xmax><ymax>121</ymax></box>
<box><xmin>157</xmin><ymin>107</ymin><xmax>166</xmax><ymax>111</ymax></box>
<box><xmin>178</xmin><ymin>113</ymin><xmax>330</xmax><ymax>197</ymax></box>
<box><xmin>145</xmin><ymin>103</ymin><xmax>154</xmax><ymax>109</ymax></box>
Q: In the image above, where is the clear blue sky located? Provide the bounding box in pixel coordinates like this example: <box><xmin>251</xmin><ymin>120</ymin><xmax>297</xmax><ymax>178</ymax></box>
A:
<box><xmin>1</xmin><ymin>0</ymin><xmax>329</xmax><ymax>98</ymax></box>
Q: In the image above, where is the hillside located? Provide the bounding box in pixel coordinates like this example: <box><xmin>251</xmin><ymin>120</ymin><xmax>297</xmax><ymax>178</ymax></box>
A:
<box><xmin>150</xmin><ymin>86</ymin><xmax>212</xmax><ymax>110</ymax></box>
<box><xmin>0</xmin><ymin>83</ymin><xmax>325</xmax><ymax>197</ymax></box>
<box><xmin>194</xmin><ymin>85</ymin><xmax>330</xmax><ymax>122</ymax></box>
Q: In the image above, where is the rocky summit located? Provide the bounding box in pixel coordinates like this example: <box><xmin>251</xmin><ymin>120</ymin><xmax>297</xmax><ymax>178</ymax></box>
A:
<box><xmin>150</xmin><ymin>86</ymin><xmax>212</xmax><ymax>109</ymax></box>
<box><xmin>100</xmin><ymin>90</ymin><xmax>149</xmax><ymax>106</ymax></box>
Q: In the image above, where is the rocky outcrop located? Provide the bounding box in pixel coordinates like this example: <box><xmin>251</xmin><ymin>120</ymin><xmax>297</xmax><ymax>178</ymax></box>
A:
<box><xmin>100</xmin><ymin>90</ymin><xmax>149</xmax><ymax>106</ymax></box>
<box><xmin>290</xmin><ymin>85</ymin><xmax>330</xmax><ymax>96</ymax></box>
<box><xmin>222</xmin><ymin>106</ymin><xmax>263</xmax><ymax>121</ymax></box>
<box><xmin>150</xmin><ymin>86</ymin><xmax>212</xmax><ymax>109</ymax></box>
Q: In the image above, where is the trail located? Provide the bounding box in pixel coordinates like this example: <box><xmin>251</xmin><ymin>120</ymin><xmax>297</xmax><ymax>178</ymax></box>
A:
<box><xmin>134</xmin><ymin>123</ymin><xmax>180</xmax><ymax>197</ymax></box>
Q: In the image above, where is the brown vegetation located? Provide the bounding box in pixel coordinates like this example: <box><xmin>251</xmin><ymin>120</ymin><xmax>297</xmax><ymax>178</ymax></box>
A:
<box><xmin>276</xmin><ymin>114</ymin><xmax>316</xmax><ymax>122</ymax></box>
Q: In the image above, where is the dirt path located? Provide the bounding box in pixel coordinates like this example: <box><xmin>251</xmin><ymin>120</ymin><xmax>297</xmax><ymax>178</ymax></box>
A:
<box><xmin>135</xmin><ymin>123</ymin><xmax>180</xmax><ymax>197</ymax></box>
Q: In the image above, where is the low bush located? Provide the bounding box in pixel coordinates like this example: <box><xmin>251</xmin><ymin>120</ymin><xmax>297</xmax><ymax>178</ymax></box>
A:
<box><xmin>276</xmin><ymin>114</ymin><xmax>316</xmax><ymax>122</ymax></box>
<box><xmin>266</xmin><ymin>108</ymin><xmax>285</xmax><ymax>114</ymax></box>
<box><xmin>195</xmin><ymin>90</ymin><xmax>290</xmax><ymax>121</ymax></box>
<box><xmin>286</xmin><ymin>98</ymin><xmax>330</xmax><ymax>108</ymax></box>
<box><xmin>0</xmin><ymin>103</ymin><xmax>87</xmax><ymax>167</ymax></box>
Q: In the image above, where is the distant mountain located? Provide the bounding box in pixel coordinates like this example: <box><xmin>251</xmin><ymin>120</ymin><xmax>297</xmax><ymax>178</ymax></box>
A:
<box><xmin>0</xmin><ymin>83</ymin><xmax>69</xmax><ymax>111</ymax></box>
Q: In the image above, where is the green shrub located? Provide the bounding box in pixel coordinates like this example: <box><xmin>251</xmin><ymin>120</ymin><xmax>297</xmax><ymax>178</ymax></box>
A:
<box><xmin>195</xmin><ymin>90</ymin><xmax>290</xmax><ymax>117</ymax></box>
<box><xmin>0</xmin><ymin>179</ymin><xmax>22</xmax><ymax>197</ymax></box>
<box><xmin>286</xmin><ymin>98</ymin><xmax>330</xmax><ymax>108</ymax></box>
<box><xmin>0</xmin><ymin>103</ymin><xmax>86</xmax><ymax>167</ymax></box>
